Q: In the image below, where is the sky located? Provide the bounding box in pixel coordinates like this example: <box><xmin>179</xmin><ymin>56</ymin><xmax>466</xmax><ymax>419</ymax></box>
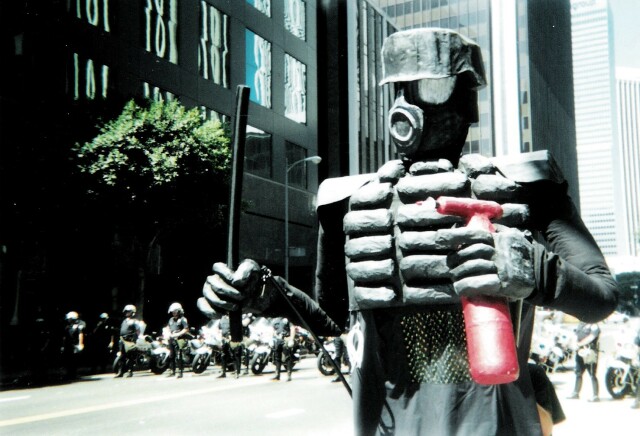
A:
<box><xmin>609</xmin><ymin>0</ymin><xmax>640</xmax><ymax>69</ymax></box>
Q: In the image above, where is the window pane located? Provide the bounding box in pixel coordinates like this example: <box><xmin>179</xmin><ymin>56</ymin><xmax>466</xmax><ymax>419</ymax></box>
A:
<box><xmin>144</xmin><ymin>0</ymin><xmax>178</xmax><ymax>64</ymax></box>
<box><xmin>246</xmin><ymin>30</ymin><xmax>272</xmax><ymax>108</ymax></box>
<box><xmin>246</xmin><ymin>0</ymin><xmax>271</xmax><ymax>17</ymax></box>
<box><xmin>284</xmin><ymin>54</ymin><xmax>307</xmax><ymax>124</ymax></box>
<box><xmin>285</xmin><ymin>0</ymin><xmax>306</xmax><ymax>40</ymax></box>
<box><xmin>286</xmin><ymin>142</ymin><xmax>307</xmax><ymax>189</ymax></box>
<box><xmin>246</xmin><ymin>126</ymin><xmax>272</xmax><ymax>178</ymax></box>
<box><xmin>199</xmin><ymin>3</ymin><xmax>229</xmax><ymax>88</ymax></box>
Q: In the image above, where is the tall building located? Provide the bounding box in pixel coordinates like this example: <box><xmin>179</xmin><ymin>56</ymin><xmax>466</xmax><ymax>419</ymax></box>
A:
<box><xmin>570</xmin><ymin>0</ymin><xmax>624</xmax><ymax>256</ymax></box>
<box><xmin>616</xmin><ymin>68</ymin><xmax>640</xmax><ymax>255</ymax></box>
<box><xmin>0</xmin><ymin>0</ymin><xmax>396</xmax><ymax>335</ymax></box>
<box><xmin>0</xmin><ymin>0</ymin><xmax>324</xmax><ymax>327</ymax></box>
<box><xmin>371</xmin><ymin>0</ymin><xmax>581</xmax><ymax>203</ymax></box>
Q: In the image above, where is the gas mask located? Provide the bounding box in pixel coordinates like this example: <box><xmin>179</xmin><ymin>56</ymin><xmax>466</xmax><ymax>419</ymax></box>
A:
<box><xmin>388</xmin><ymin>93</ymin><xmax>424</xmax><ymax>158</ymax></box>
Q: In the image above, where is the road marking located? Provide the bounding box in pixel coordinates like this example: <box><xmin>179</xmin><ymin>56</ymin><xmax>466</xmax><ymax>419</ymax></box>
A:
<box><xmin>0</xmin><ymin>395</ymin><xmax>30</xmax><ymax>403</ymax></box>
<box><xmin>265</xmin><ymin>408</ymin><xmax>305</xmax><ymax>419</ymax></box>
<box><xmin>0</xmin><ymin>378</ymin><xmax>266</xmax><ymax>428</ymax></box>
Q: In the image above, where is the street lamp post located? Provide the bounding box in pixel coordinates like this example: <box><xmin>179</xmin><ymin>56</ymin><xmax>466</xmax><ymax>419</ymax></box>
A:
<box><xmin>285</xmin><ymin>155</ymin><xmax>322</xmax><ymax>282</ymax></box>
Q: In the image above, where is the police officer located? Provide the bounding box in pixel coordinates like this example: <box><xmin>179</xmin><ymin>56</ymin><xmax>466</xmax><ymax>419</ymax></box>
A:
<box><xmin>567</xmin><ymin>322</ymin><xmax>601</xmax><ymax>401</ymax></box>
<box><xmin>90</xmin><ymin>312</ymin><xmax>116</xmax><ymax>373</ymax></box>
<box><xmin>215</xmin><ymin>314</ymin><xmax>242</xmax><ymax>378</ymax></box>
<box><xmin>166</xmin><ymin>302</ymin><xmax>189</xmax><ymax>378</ymax></box>
<box><xmin>61</xmin><ymin>311</ymin><xmax>86</xmax><ymax>380</ymax></box>
<box><xmin>116</xmin><ymin>304</ymin><xmax>142</xmax><ymax>378</ymax></box>
<box><xmin>271</xmin><ymin>317</ymin><xmax>296</xmax><ymax>382</ymax></box>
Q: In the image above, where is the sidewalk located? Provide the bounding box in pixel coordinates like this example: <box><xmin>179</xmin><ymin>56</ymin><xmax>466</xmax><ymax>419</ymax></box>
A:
<box><xmin>548</xmin><ymin>367</ymin><xmax>639</xmax><ymax>435</ymax></box>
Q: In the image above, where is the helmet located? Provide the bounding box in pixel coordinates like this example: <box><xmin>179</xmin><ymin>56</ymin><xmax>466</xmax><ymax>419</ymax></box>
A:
<box><xmin>65</xmin><ymin>311</ymin><xmax>79</xmax><ymax>321</ymax></box>
<box><xmin>99</xmin><ymin>312</ymin><xmax>109</xmax><ymax>320</ymax></box>
<box><xmin>122</xmin><ymin>304</ymin><xmax>136</xmax><ymax>314</ymax></box>
<box><xmin>168</xmin><ymin>302</ymin><xmax>183</xmax><ymax>314</ymax></box>
<box><xmin>379</xmin><ymin>28</ymin><xmax>486</xmax><ymax>98</ymax></box>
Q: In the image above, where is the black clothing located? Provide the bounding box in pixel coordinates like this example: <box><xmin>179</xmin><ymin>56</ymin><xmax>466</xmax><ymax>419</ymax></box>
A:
<box><xmin>120</xmin><ymin>318</ymin><xmax>141</xmax><ymax>341</ymax></box>
<box><xmin>118</xmin><ymin>318</ymin><xmax>141</xmax><ymax>375</ymax></box>
<box><xmin>90</xmin><ymin>318</ymin><xmax>116</xmax><ymax>372</ymax></box>
<box><xmin>528</xmin><ymin>363</ymin><xmax>565</xmax><ymax>424</ymax></box>
<box><xmin>271</xmin><ymin>317</ymin><xmax>296</xmax><ymax>380</ymax></box>
<box><xmin>301</xmin><ymin>154</ymin><xmax>616</xmax><ymax>435</ymax></box>
<box><xmin>62</xmin><ymin>319</ymin><xmax>86</xmax><ymax>379</ymax></box>
<box><xmin>571</xmin><ymin>322</ymin><xmax>600</xmax><ymax>398</ymax></box>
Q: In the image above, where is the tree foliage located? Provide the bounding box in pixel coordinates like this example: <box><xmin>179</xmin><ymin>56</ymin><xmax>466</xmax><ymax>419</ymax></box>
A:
<box><xmin>73</xmin><ymin>99</ymin><xmax>231</xmax><ymax>204</ymax></box>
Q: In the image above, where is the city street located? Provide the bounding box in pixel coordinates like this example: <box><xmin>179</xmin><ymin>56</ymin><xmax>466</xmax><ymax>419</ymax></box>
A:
<box><xmin>1</xmin><ymin>355</ymin><xmax>638</xmax><ymax>435</ymax></box>
<box><xmin>0</xmin><ymin>357</ymin><xmax>352</xmax><ymax>436</ymax></box>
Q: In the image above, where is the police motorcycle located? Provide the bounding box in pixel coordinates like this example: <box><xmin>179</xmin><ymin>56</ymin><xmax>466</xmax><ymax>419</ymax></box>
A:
<box><xmin>113</xmin><ymin>321</ymin><xmax>154</xmax><ymax>374</ymax></box>
<box><xmin>148</xmin><ymin>331</ymin><xmax>171</xmax><ymax>375</ymax></box>
<box><xmin>191</xmin><ymin>323</ymin><xmax>220</xmax><ymax>374</ymax></box>
<box><xmin>530</xmin><ymin>323</ymin><xmax>574</xmax><ymax>373</ymax></box>
<box><xmin>247</xmin><ymin>318</ymin><xmax>275</xmax><ymax>375</ymax></box>
<box><xmin>317</xmin><ymin>337</ymin><xmax>338</xmax><ymax>376</ymax></box>
<box><xmin>317</xmin><ymin>336</ymin><xmax>351</xmax><ymax>376</ymax></box>
<box><xmin>605</xmin><ymin>334</ymin><xmax>640</xmax><ymax>399</ymax></box>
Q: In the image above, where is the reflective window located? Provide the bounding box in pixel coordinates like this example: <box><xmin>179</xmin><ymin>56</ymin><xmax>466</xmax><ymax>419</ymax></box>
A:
<box><xmin>285</xmin><ymin>0</ymin><xmax>306</xmax><ymax>40</ymax></box>
<box><xmin>73</xmin><ymin>0</ymin><xmax>112</xmax><ymax>32</ymax></box>
<box><xmin>246</xmin><ymin>126</ymin><xmax>272</xmax><ymax>178</ymax></box>
<box><xmin>284</xmin><ymin>54</ymin><xmax>307</xmax><ymax>124</ymax></box>
<box><xmin>143</xmin><ymin>82</ymin><xmax>174</xmax><ymax>102</ymax></box>
<box><xmin>71</xmin><ymin>53</ymin><xmax>109</xmax><ymax>100</ymax></box>
<box><xmin>246</xmin><ymin>30</ymin><xmax>272</xmax><ymax>108</ymax></box>
<box><xmin>144</xmin><ymin>0</ymin><xmax>179</xmax><ymax>64</ymax></box>
<box><xmin>199</xmin><ymin>106</ymin><xmax>228</xmax><ymax>124</ymax></box>
<box><xmin>286</xmin><ymin>142</ymin><xmax>308</xmax><ymax>189</ymax></box>
<box><xmin>199</xmin><ymin>3</ymin><xmax>229</xmax><ymax>87</ymax></box>
<box><xmin>246</xmin><ymin>0</ymin><xmax>271</xmax><ymax>17</ymax></box>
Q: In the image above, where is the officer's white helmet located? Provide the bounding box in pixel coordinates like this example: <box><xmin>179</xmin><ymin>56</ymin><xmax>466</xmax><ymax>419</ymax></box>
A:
<box><xmin>123</xmin><ymin>304</ymin><xmax>136</xmax><ymax>314</ymax></box>
<box><xmin>168</xmin><ymin>302</ymin><xmax>183</xmax><ymax>314</ymax></box>
<box><xmin>65</xmin><ymin>311</ymin><xmax>79</xmax><ymax>321</ymax></box>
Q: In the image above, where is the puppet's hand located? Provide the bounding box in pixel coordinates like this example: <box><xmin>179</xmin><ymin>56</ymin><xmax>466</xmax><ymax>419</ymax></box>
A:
<box><xmin>198</xmin><ymin>259</ymin><xmax>275</xmax><ymax>317</ymax></box>
<box><xmin>446</xmin><ymin>227</ymin><xmax>535</xmax><ymax>300</ymax></box>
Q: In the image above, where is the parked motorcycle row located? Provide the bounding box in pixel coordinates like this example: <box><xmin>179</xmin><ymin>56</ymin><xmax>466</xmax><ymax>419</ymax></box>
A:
<box><xmin>530</xmin><ymin>310</ymin><xmax>640</xmax><ymax>402</ymax></box>
<box><xmin>112</xmin><ymin>317</ymin><xmax>345</xmax><ymax>379</ymax></box>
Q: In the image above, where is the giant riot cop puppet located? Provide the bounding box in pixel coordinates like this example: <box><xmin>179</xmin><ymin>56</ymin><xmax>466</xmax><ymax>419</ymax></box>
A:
<box><xmin>198</xmin><ymin>28</ymin><xmax>618</xmax><ymax>436</ymax></box>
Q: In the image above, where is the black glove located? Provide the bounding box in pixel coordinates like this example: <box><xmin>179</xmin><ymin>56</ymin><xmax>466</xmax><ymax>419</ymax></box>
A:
<box><xmin>198</xmin><ymin>259</ymin><xmax>276</xmax><ymax>318</ymax></box>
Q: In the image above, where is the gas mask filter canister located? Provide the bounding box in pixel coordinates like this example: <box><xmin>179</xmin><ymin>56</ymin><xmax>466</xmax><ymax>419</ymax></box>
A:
<box><xmin>388</xmin><ymin>94</ymin><xmax>424</xmax><ymax>157</ymax></box>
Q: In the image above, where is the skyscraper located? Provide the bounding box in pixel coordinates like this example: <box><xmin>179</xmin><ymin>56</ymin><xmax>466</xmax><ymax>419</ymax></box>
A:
<box><xmin>571</xmin><ymin>0</ymin><xmax>624</xmax><ymax>256</ymax></box>
<box><xmin>616</xmin><ymin>68</ymin><xmax>640</xmax><ymax>255</ymax></box>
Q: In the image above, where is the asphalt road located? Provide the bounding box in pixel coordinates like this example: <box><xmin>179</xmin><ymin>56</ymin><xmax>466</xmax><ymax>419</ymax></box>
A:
<box><xmin>1</xmin><ymin>354</ymin><xmax>638</xmax><ymax>435</ymax></box>
<box><xmin>0</xmin><ymin>356</ymin><xmax>352</xmax><ymax>436</ymax></box>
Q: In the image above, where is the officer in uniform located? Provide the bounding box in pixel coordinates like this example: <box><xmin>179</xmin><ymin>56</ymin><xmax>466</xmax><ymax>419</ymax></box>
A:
<box><xmin>567</xmin><ymin>322</ymin><xmax>601</xmax><ymax>401</ymax></box>
<box><xmin>61</xmin><ymin>311</ymin><xmax>86</xmax><ymax>380</ymax></box>
<box><xmin>271</xmin><ymin>317</ymin><xmax>296</xmax><ymax>381</ymax></box>
<box><xmin>166</xmin><ymin>302</ymin><xmax>189</xmax><ymax>378</ymax></box>
<box><xmin>116</xmin><ymin>304</ymin><xmax>142</xmax><ymax>378</ymax></box>
<box><xmin>215</xmin><ymin>314</ymin><xmax>242</xmax><ymax>378</ymax></box>
<box><xmin>198</xmin><ymin>28</ymin><xmax>618</xmax><ymax>435</ymax></box>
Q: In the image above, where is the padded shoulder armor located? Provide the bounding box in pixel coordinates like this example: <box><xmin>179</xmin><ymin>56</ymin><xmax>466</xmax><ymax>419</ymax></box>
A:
<box><xmin>491</xmin><ymin>150</ymin><xmax>565</xmax><ymax>184</ymax></box>
<box><xmin>317</xmin><ymin>173</ymin><xmax>376</xmax><ymax>209</ymax></box>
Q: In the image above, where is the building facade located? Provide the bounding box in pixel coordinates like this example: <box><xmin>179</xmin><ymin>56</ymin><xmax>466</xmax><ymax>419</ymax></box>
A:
<box><xmin>570</xmin><ymin>0</ymin><xmax>624</xmax><ymax>256</ymax></box>
<box><xmin>616</xmin><ymin>68</ymin><xmax>640</xmax><ymax>255</ymax></box>
<box><xmin>0</xmin><ymin>0</ymin><xmax>323</xmax><ymax>328</ymax></box>
<box><xmin>0</xmin><ymin>0</ymin><xmax>399</xmax><ymax>338</ymax></box>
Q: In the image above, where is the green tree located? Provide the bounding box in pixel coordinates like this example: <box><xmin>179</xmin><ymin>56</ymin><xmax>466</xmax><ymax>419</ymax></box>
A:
<box><xmin>73</xmin><ymin>99</ymin><xmax>231</xmax><ymax>316</ymax></box>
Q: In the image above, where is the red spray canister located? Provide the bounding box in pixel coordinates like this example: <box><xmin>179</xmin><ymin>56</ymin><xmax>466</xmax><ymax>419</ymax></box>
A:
<box><xmin>436</xmin><ymin>196</ymin><xmax>519</xmax><ymax>385</ymax></box>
